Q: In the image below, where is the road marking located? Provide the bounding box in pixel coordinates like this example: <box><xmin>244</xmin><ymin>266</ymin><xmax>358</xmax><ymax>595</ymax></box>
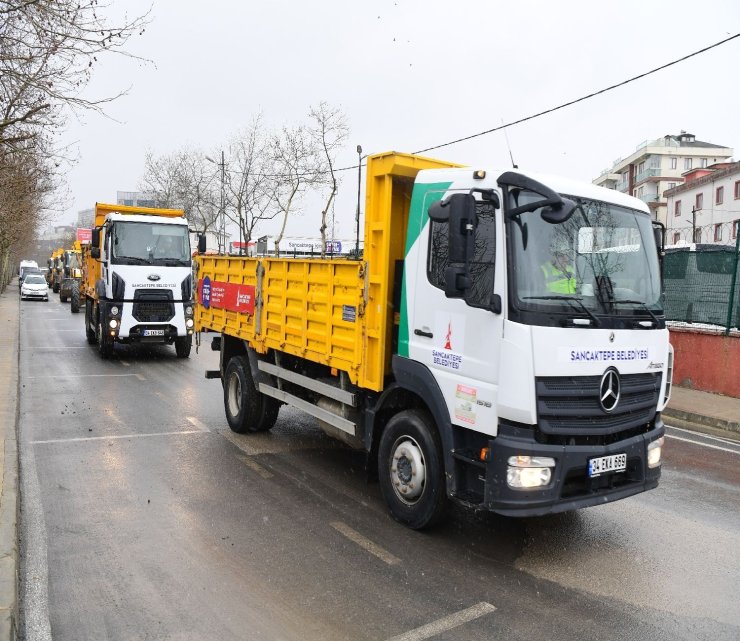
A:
<box><xmin>186</xmin><ymin>416</ymin><xmax>210</xmax><ymax>432</ymax></box>
<box><xmin>667</xmin><ymin>425</ymin><xmax>738</xmax><ymax>445</ymax></box>
<box><xmin>27</xmin><ymin>373</ymin><xmax>141</xmax><ymax>380</ymax></box>
<box><xmin>330</xmin><ymin>521</ymin><xmax>401</xmax><ymax>566</ymax></box>
<box><xmin>666</xmin><ymin>434</ymin><xmax>740</xmax><ymax>455</ymax></box>
<box><xmin>237</xmin><ymin>455</ymin><xmax>273</xmax><ymax>479</ymax></box>
<box><xmin>31</xmin><ymin>429</ymin><xmax>208</xmax><ymax>445</ymax></box>
<box><xmin>385</xmin><ymin>602</ymin><xmax>497</xmax><ymax>641</ymax></box>
<box><xmin>29</xmin><ymin>346</ymin><xmax>87</xmax><ymax>349</ymax></box>
<box><xmin>119</xmin><ymin>360</ymin><xmax>131</xmax><ymax>367</ymax></box>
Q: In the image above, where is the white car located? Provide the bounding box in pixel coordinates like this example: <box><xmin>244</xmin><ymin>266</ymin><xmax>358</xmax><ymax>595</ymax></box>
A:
<box><xmin>21</xmin><ymin>274</ymin><xmax>49</xmax><ymax>301</ymax></box>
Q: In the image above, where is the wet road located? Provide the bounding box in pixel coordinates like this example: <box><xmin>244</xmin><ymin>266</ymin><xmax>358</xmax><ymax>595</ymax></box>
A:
<box><xmin>17</xmin><ymin>296</ymin><xmax>740</xmax><ymax>640</ymax></box>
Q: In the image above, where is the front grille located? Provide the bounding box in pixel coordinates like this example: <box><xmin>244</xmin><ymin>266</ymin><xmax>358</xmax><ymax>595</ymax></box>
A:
<box><xmin>133</xmin><ymin>290</ymin><xmax>174</xmax><ymax>322</ymax></box>
<box><xmin>536</xmin><ymin>373</ymin><xmax>661</xmax><ymax>437</ymax></box>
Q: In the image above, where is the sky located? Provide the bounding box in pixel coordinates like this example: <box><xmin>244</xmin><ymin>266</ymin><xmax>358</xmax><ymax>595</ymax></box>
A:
<box><xmin>56</xmin><ymin>0</ymin><xmax>740</xmax><ymax>241</ymax></box>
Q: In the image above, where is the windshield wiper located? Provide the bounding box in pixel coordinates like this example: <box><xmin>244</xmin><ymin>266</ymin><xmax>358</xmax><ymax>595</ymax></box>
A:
<box><xmin>611</xmin><ymin>299</ymin><xmax>660</xmax><ymax>325</ymax></box>
<box><xmin>523</xmin><ymin>295</ymin><xmax>601</xmax><ymax>327</ymax></box>
<box><xmin>115</xmin><ymin>256</ymin><xmax>149</xmax><ymax>264</ymax></box>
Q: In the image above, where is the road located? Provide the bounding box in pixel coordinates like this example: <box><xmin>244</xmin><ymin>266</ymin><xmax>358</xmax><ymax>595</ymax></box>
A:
<box><xmin>17</xmin><ymin>295</ymin><xmax>740</xmax><ymax>641</ymax></box>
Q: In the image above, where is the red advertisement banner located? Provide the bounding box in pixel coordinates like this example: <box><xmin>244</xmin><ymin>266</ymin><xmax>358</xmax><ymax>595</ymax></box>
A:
<box><xmin>77</xmin><ymin>228</ymin><xmax>92</xmax><ymax>244</ymax></box>
<box><xmin>198</xmin><ymin>278</ymin><xmax>255</xmax><ymax>314</ymax></box>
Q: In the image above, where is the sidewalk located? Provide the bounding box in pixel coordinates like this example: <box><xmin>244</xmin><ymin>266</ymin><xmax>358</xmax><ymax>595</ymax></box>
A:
<box><xmin>0</xmin><ymin>284</ymin><xmax>19</xmax><ymax>639</ymax></box>
<box><xmin>664</xmin><ymin>385</ymin><xmax>740</xmax><ymax>440</ymax></box>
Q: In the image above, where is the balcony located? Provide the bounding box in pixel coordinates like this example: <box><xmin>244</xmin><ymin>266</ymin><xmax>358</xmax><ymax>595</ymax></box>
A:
<box><xmin>637</xmin><ymin>193</ymin><xmax>661</xmax><ymax>203</ymax></box>
<box><xmin>635</xmin><ymin>167</ymin><xmax>662</xmax><ymax>183</ymax></box>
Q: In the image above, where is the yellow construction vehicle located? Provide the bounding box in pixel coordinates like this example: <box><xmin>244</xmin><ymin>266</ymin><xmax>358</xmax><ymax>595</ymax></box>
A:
<box><xmin>59</xmin><ymin>241</ymin><xmax>83</xmax><ymax>305</ymax></box>
<box><xmin>49</xmin><ymin>248</ymin><xmax>64</xmax><ymax>293</ymax></box>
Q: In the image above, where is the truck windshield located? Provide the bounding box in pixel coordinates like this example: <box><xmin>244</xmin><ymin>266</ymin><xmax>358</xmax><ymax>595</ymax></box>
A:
<box><xmin>66</xmin><ymin>252</ymin><xmax>81</xmax><ymax>269</ymax></box>
<box><xmin>509</xmin><ymin>192</ymin><xmax>662</xmax><ymax>318</ymax></box>
<box><xmin>111</xmin><ymin>222</ymin><xmax>190</xmax><ymax>265</ymax></box>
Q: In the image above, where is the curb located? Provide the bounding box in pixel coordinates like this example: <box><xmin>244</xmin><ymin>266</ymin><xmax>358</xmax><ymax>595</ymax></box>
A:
<box><xmin>663</xmin><ymin>407</ymin><xmax>740</xmax><ymax>440</ymax></box>
<box><xmin>0</xmin><ymin>286</ymin><xmax>19</xmax><ymax>640</ymax></box>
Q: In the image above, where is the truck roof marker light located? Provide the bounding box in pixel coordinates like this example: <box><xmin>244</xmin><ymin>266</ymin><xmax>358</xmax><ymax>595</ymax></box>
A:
<box><xmin>473</xmin><ymin>170</ymin><xmax>486</xmax><ymax>180</ymax></box>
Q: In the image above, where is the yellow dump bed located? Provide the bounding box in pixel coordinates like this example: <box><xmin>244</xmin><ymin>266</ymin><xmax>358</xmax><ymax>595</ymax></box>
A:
<box><xmin>195</xmin><ymin>151</ymin><xmax>462</xmax><ymax>392</ymax></box>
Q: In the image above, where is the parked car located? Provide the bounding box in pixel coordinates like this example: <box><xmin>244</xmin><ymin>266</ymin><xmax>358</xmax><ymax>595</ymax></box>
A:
<box><xmin>20</xmin><ymin>273</ymin><xmax>48</xmax><ymax>300</ymax></box>
<box><xmin>19</xmin><ymin>267</ymin><xmax>43</xmax><ymax>292</ymax></box>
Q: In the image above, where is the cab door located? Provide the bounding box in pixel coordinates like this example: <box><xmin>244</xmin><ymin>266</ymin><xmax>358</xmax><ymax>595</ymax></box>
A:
<box><xmin>406</xmin><ymin>189</ymin><xmax>505</xmax><ymax>436</ymax></box>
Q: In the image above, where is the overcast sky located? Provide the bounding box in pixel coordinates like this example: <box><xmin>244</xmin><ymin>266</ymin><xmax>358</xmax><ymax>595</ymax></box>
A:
<box><xmin>56</xmin><ymin>0</ymin><xmax>740</xmax><ymax>240</ymax></box>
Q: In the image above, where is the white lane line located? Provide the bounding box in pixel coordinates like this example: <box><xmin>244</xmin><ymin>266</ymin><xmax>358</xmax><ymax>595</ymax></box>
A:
<box><xmin>27</xmin><ymin>373</ymin><xmax>141</xmax><ymax>379</ymax></box>
<box><xmin>29</xmin><ymin>346</ymin><xmax>87</xmax><ymax>349</ymax></box>
<box><xmin>386</xmin><ymin>602</ymin><xmax>497</xmax><ymax>641</ymax></box>
<box><xmin>330</xmin><ymin>521</ymin><xmax>401</xmax><ymax>566</ymax></box>
<box><xmin>237</xmin><ymin>456</ymin><xmax>273</xmax><ymax>479</ymax></box>
<box><xmin>25</xmin><ymin>329</ymin><xmax>79</xmax><ymax>332</ymax></box>
<box><xmin>666</xmin><ymin>434</ymin><xmax>740</xmax><ymax>455</ymax></box>
<box><xmin>31</xmin><ymin>429</ymin><xmax>208</xmax><ymax>445</ymax></box>
<box><xmin>186</xmin><ymin>416</ymin><xmax>210</xmax><ymax>432</ymax></box>
<box><xmin>667</xmin><ymin>425</ymin><xmax>738</xmax><ymax>445</ymax></box>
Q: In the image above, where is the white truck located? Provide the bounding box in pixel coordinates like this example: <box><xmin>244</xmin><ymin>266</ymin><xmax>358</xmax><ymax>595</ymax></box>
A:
<box><xmin>84</xmin><ymin>203</ymin><xmax>196</xmax><ymax>358</ymax></box>
<box><xmin>196</xmin><ymin>152</ymin><xmax>672</xmax><ymax>529</ymax></box>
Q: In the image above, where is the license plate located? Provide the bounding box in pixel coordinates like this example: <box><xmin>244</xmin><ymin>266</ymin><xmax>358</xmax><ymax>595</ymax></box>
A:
<box><xmin>588</xmin><ymin>453</ymin><xmax>627</xmax><ymax>478</ymax></box>
<box><xmin>143</xmin><ymin>329</ymin><xmax>165</xmax><ymax>337</ymax></box>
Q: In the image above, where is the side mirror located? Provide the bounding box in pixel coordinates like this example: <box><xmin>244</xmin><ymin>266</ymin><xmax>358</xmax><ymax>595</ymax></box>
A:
<box><xmin>91</xmin><ymin>228</ymin><xmax>100</xmax><ymax>247</ymax></box>
<box><xmin>198</xmin><ymin>235</ymin><xmax>207</xmax><ymax>253</ymax></box>
<box><xmin>91</xmin><ymin>246</ymin><xmax>100</xmax><ymax>259</ymax></box>
<box><xmin>429</xmin><ymin>193</ymin><xmax>477</xmax><ymax>298</ymax></box>
<box><xmin>541</xmin><ymin>198</ymin><xmax>578</xmax><ymax>224</ymax></box>
<box><xmin>652</xmin><ymin>221</ymin><xmax>665</xmax><ymax>256</ymax></box>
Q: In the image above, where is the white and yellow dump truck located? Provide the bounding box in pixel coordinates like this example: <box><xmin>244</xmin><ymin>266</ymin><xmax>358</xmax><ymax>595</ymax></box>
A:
<box><xmin>82</xmin><ymin>202</ymin><xmax>196</xmax><ymax>358</ymax></box>
<box><xmin>195</xmin><ymin>152</ymin><xmax>672</xmax><ymax>529</ymax></box>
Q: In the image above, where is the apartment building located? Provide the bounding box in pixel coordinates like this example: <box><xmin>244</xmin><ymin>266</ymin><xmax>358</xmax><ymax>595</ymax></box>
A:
<box><xmin>593</xmin><ymin>132</ymin><xmax>733</xmax><ymax>225</ymax></box>
<box><xmin>664</xmin><ymin>161</ymin><xmax>740</xmax><ymax>246</ymax></box>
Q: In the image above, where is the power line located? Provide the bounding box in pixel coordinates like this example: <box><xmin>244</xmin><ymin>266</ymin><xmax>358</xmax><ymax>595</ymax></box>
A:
<box><xmin>412</xmin><ymin>33</ymin><xmax>740</xmax><ymax>155</ymax></box>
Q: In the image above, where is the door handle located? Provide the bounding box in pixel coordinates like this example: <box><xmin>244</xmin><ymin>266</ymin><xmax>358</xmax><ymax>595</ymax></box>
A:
<box><xmin>414</xmin><ymin>329</ymin><xmax>433</xmax><ymax>338</ymax></box>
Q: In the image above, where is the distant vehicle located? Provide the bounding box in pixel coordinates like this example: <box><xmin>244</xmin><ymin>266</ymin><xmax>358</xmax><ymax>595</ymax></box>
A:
<box><xmin>19</xmin><ymin>260</ymin><xmax>39</xmax><ymax>282</ymax></box>
<box><xmin>20</xmin><ymin>274</ymin><xmax>49</xmax><ymax>301</ymax></box>
<box><xmin>18</xmin><ymin>267</ymin><xmax>42</xmax><ymax>292</ymax></box>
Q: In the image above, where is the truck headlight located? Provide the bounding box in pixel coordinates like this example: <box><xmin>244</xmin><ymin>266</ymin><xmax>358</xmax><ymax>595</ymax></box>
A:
<box><xmin>647</xmin><ymin>437</ymin><xmax>664</xmax><ymax>468</ymax></box>
<box><xmin>506</xmin><ymin>455</ymin><xmax>556</xmax><ymax>489</ymax></box>
<box><xmin>109</xmin><ymin>319</ymin><xmax>119</xmax><ymax>329</ymax></box>
<box><xmin>110</xmin><ymin>305</ymin><xmax>120</xmax><ymax>316</ymax></box>
<box><xmin>185</xmin><ymin>318</ymin><xmax>194</xmax><ymax>328</ymax></box>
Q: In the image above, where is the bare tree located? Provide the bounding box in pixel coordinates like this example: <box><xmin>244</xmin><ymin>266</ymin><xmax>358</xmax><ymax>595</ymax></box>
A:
<box><xmin>308</xmin><ymin>102</ymin><xmax>349</xmax><ymax>257</ymax></box>
<box><xmin>0</xmin><ymin>0</ymin><xmax>149</xmax><ymax>154</ymax></box>
<box><xmin>270</xmin><ymin>125</ymin><xmax>319</xmax><ymax>256</ymax></box>
<box><xmin>139</xmin><ymin>148</ymin><xmax>220</xmax><ymax>238</ymax></box>
<box><xmin>225</xmin><ymin>115</ymin><xmax>279</xmax><ymax>253</ymax></box>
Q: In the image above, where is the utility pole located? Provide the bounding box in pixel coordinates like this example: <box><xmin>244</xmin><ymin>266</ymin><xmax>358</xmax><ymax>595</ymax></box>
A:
<box><xmin>692</xmin><ymin>205</ymin><xmax>700</xmax><ymax>244</ymax></box>
<box><xmin>220</xmin><ymin>150</ymin><xmax>226</xmax><ymax>254</ymax></box>
<box><xmin>355</xmin><ymin>144</ymin><xmax>362</xmax><ymax>259</ymax></box>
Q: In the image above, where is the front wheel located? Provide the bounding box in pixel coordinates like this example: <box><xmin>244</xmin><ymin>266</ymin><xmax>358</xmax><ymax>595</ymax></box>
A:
<box><xmin>70</xmin><ymin>281</ymin><xmax>80</xmax><ymax>313</ymax></box>
<box><xmin>85</xmin><ymin>301</ymin><xmax>96</xmax><ymax>344</ymax></box>
<box><xmin>378</xmin><ymin>410</ymin><xmax>448</xmax><ymax>530</ymax></box>
<box><xmin>223</xmin><ymin>355</ymin><xmax>280</xmax><ymax>433</ymax></box>
<box><xmin>60</xmin><ymin>290</ymin><xmax>67</xmax><ymax>302</ymax></box>
<box><xmin>174</xmin><ymin>335</ymin><xmax>192</xmax><ymax>358</ymax></box>
<box><xmin>96</xmin><ymin>320</ymin><xmax>113</xmax><ymax>359</ymax></box>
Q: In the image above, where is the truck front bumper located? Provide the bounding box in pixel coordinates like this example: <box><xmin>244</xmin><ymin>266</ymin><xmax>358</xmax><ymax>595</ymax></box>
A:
<box><xmin>483</xmin><ymin>418</ymin><xmax>664</xmax><ymax>517</ymax></box>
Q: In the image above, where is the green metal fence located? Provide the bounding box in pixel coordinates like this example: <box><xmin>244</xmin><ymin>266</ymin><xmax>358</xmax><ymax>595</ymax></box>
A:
<box><xmin>663</xmin><ymin>238</ymin><xmax>740</xmax><ymax>333</ymax></box>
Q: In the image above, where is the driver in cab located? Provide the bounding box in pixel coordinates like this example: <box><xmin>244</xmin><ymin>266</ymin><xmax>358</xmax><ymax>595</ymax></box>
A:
<box><xmin>541</xmin><ymin>249</ymin><xmax>576</xmax><ymax>294</ymax></box>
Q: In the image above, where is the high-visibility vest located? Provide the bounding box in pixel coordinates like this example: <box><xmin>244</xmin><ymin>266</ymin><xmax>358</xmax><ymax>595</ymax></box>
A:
<box><xmin>541</xmin><ymin>262</ymin><xmax>576</xmax><ymax>294</ymax></box>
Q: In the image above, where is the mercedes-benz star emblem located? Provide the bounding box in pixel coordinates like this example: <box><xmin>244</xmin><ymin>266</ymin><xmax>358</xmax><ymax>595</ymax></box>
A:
<box><xmin>609</xmin><ymin>332</ymin><xmax>615</xmax><ymax>343</ymax></box>
<box><xmin>599</xmin><ymin>368</ymin><xmax>621</xmax><ymax>413</ymax></box>
<box><xmin>147</xmin><ymin>273</ymin><xmax>161</xmax><ymax>281</ymax></box>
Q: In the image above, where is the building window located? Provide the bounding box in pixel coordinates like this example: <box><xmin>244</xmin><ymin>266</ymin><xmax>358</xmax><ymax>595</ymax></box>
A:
<box><xmin>668</xmin><ymin>182</ymin><xmax>676</xmax><ymax>190</ymax></box>
<box><xmin>693</xmin><ymin>227</ymin><xmax>702</xmax><ymax>243</ymax></box>
<box><xmin>735</xmin><ymin>181</ymin><xmax>740</xmax><ymax>199</ymax></box>
<box><xmin>675</xmin><ymin>200</ymin><xmax>681</xmax><ymax>217</ymax></box>
<box><xmin>714</xmin><ymin>224</ymin><xmax>723</xmax><ymax>242</ymax></box>
<box><xmin>716</xmin><ymin>186</ymin><xmax>724</xmax><ymax>205</ymax></box>
<box><xmin>695</xmin><ymin>193</ymin><xmax>703</xmax><ymax>210</ymax></box>
<box><xmin>123</xmin><ymin>199</ymin><xmax>133</xmax><ymax>206</ymax></box>
<box><xmin>673</xmin><ymin>232</ymin><xmax>680</xmax><ymax>244</ymax></box>
<box><xmin>700</xmin><ymin>158</ymin><xmax>708</xmax><ymax>168</ymax></box>
<box><xmin>684</xmin><ymin>158</ymin><xmax>692</xmax><ymax>170</ymax></box>
<box><xmin>638</xmin><ymin>161</ymin><xmax>645</xmax><ymax>174</ymax></box>
<box><xmin>670</xmin><ymin>158</ymin><xmax>677</xmax><ymax>170</ymax></box>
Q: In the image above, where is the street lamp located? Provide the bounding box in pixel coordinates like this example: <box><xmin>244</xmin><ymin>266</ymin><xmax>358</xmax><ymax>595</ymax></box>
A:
<box><xmin>205</xmin><ymin>151</ymin><xmax>226</xmax><ymax>253</ymax></box>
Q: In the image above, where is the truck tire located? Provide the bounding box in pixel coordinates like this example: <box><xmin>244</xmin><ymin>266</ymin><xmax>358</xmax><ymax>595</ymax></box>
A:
<box><xmin>174</xmin><ymin>335</ymin><xmax>192</xmax><ymax>358</ymax></box>
<box><xmin>85</xmin><ymin>301</ymin><xmax>96</xmax><ymax>344</ymax></box>
<box><xmin>96</xmin><ymin>320</ymin><xmax>113</xmax><ymax>359</ymax></box>
<box><xmin>60</xmin><ymin>289</ymin><xmax>67</xmax><ymax>303</ymax></box>
<box><xmin>223</xmin><ymin>355</ymin><xmax>279</xmax><ymax>433</ymax></box>
<box><xmin>378</xmin><ymin>409</ymin><xmax>448</xmax><ymax>530</ymax></box>
<box><xmin>52</xmin><ymin>281</ymin><xmax>59</xmax><ymax>293</ymax></box>
<box><xmin>70</xmin><ymin>281</ymin><xmax>80</xmax><ymax>313</ymax></box>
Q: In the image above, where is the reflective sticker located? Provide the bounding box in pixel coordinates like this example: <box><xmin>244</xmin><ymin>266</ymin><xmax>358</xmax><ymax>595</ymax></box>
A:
<box><xmin>455</xmin><ymin>384</ymin><xmax>477</xmax><ymax>424</ymax></box>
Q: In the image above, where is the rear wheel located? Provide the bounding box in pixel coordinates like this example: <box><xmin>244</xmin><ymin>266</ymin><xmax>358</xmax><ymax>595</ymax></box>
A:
<box><xmin>174</xmin><ymin>335</ymin><xmax>192</xmax><ymax>358</ymax></box>
<box><xmin>223</xmin><ymin>355</ymin><xmax>280</xmax><ymax>433</ymax></box>
<box><xmin>378</xmin><ymin>410</ymin><xmax>448</xmax><ymax>529</ymax></box>
<box><xmin>59</xmin><ymin>288</ymin><xmax>67</xmax><ymax>302</ymax></box>
<box><xmin>70</xmin><ymin>281</ymin><xmax>80</xmax><ymax>313</ymax></box>
<box><xmin>96</xmin><ymin>320</ymin><xmax>113</xmax><ymax>359</ymax></box>
<box><xmin>52</xmin><ymin>281</ymin><xmax>59</xmax><ymax>293</ymax></box>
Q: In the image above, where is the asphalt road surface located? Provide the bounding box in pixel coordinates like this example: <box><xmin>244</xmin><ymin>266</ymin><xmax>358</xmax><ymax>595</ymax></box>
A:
<box><xmin>17</xmin><ymin>295</ymin><xmax>740</xmax><ymax>641</ymax></box>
